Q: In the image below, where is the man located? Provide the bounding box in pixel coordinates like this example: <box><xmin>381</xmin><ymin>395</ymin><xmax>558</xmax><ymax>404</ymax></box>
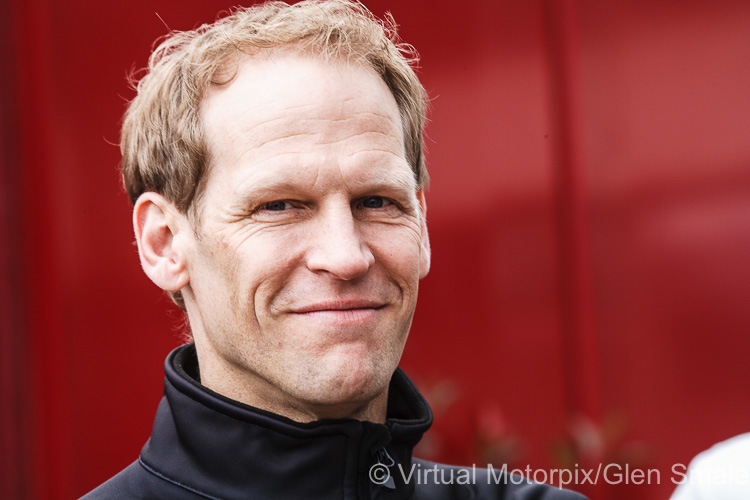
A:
<box><xmin>85</xmin><ymin>1</ymin><xmax>586</xmax><ymax>498</ymax></box>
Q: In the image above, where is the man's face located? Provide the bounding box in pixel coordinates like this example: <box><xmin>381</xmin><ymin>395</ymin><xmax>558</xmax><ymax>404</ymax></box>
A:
<box><xmin>180</xmin><ymin>52</ymin><xmax>430</xmax><ymax>420</ymax></box>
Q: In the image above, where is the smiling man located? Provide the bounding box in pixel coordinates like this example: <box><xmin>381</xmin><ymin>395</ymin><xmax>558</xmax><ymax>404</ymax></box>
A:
<box><xmin>84</xmin><ymin>1</ymin><xmax>585</xmax><ymax>499</ymax></box>
<box><xmin>156</xmin><ymin>52</ymin><xmax>429</xmax><ymax>425</ymax></box>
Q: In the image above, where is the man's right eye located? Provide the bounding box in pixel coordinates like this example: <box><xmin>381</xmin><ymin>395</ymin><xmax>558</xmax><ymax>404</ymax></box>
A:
<box><xmin>263</xmin><ymin>201</ymin><xmax>291</xmax><ymax>211</ymax></box>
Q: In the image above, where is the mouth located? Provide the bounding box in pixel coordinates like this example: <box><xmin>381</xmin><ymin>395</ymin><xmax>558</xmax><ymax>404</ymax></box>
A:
<box><xmin>291</xmin><ymin>300</ymin><xmax>386</xmax><ymax>324</ymax></box>
<box><xmin>293</xmin><ymin>299</ymin><xmax>385</xmax><ymax>313</ymax></box>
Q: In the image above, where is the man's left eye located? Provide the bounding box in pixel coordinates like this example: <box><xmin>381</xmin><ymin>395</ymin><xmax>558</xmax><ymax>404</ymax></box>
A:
<box><xmin>360</xmin><ymin>196</ymin><xmax>389</xmax><ymax>209</ymax></box>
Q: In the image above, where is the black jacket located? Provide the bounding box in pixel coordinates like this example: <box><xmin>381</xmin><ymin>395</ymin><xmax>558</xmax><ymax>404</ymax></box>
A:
<box><xmin>83</xmin><ymin>345</ymin><xmax>586</xmax><ymax>499</ymax></box>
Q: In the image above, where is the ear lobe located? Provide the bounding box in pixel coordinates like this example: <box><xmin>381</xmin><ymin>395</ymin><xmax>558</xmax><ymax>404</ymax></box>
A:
<box><xmin>133</xmin><ymin>193</ymin><xmax>190</xmax><ymax>292</ymax></box>
<box><xmin>417</xmin><ymin>191</ymin><xmax>431</xmax><ymax>279</ymax></box>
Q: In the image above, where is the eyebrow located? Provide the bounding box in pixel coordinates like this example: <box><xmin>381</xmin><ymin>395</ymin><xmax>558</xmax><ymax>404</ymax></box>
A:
<box><xmin>231</xmin><ymin>167</ymin><xmax>417</xmax><ymax>206</ymax></box>
<box><xmin>232</xmin><ymin>178</ymin><xmax>306</xmax><ymax>207</ymax></box>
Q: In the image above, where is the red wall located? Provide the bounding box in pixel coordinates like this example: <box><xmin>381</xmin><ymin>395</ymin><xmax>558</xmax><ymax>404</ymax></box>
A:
<box><xmin>3</xmin><ymin>1</ymin><xmax>749</xmax><ymax>499</ymax></box>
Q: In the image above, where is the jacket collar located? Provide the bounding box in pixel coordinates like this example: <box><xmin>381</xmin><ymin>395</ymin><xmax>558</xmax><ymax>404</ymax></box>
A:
<box><xmin>140</xmin><ymin>344</ymin><xmax>433</xmax><ymax>499</ymax></box>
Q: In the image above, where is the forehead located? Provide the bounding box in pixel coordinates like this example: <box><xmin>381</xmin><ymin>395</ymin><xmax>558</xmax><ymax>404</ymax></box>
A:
<box><xmin>202</xmin><ymin>52</ymin><xmax>403</xmax><ymax>155</ymax></box>
<box><xmin>197</xmin><ymin>51</ymin><xmax>412</xmax><ymax>198</ymax></box>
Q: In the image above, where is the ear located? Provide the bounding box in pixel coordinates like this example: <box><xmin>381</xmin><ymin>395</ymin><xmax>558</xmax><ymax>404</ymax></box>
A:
<box><xmin>133</xmin><ymin>192</ymin><xmax>190</xmax><ymax>292</ymax></box>
<box><xmin>417</xmin><ymin>190</ymin><xmax>431</xmax><ymax>279</ymax></box>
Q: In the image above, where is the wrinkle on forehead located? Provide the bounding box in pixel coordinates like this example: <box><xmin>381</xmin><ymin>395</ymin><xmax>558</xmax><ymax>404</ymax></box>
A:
<box><xmin>221</xmin><ymin>128</ymin><xmax>406</xmax><ymax>185</ymax></box>
<box><xmin>240</xmin><ymin>114</ymin><xmax>402</xmax><ymax>152</ymax></box>
<box><xmin>207</xmin><ymin>105</ymin><xmax>403</xmax><ymax>160</ymax></box>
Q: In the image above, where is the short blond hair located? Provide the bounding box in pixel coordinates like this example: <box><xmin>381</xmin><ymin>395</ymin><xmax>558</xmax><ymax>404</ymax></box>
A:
<box><xmin>121</xmin><ymin>0</ymin><xmax>429</xmax><ymax>308</ymax></box>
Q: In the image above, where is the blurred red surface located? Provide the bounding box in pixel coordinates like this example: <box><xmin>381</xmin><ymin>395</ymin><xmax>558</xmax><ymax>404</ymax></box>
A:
<box><xmin>2</xmin><ymin>0</ymin><xmax>749</xmax><ymax>499</ymax></box>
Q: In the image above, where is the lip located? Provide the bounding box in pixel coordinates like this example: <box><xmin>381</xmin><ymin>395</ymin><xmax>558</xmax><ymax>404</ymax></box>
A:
<box><xmin>291</xmin><ymin>299</ymin><xmax>386</xmax><ymax>314</ymax></box>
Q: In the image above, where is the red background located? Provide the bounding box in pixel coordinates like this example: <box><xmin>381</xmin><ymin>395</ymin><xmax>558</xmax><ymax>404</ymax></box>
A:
<box><xmin>2</xmin><ymin>0</ymin><xmax>749</xmax><ymax>499</ymax></box>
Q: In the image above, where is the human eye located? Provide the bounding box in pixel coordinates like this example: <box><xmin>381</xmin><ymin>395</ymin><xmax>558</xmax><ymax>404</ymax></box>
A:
<box><xmin>261</xmin><ymin>200</ymin><xmax>294</xmax><ymax>212</ymax></box>
<box><xmin>249</xmin><ymin>200</ymin><xmax>307</xmax><ymax>221</ymax></box>
<box><xmin>357</xmin><ymin>196</ymin><xmax>392</xmax><ymax>209</ymax></box>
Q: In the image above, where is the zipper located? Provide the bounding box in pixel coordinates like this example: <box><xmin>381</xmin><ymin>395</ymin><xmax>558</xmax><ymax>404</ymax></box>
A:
<box><xmin>374</xmin><ymin>448</ymin><xmax>396</xmax><ymax>490</ymax></box>
<box><xmin>358</xmin><ymin>446</ymin><xmax>396</xmax><ymax>499</ymax></box>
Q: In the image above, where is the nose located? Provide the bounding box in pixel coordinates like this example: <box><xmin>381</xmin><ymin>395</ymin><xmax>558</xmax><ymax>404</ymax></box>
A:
<box><xmin>305</xmin><ymin>206</ymin><xmax>375</xmax><ymax>280</ymax></box>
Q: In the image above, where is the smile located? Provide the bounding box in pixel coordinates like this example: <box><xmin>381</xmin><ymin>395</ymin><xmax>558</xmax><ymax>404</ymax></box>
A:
<box><xmin>291</xmin><ymin>300</ymin><xmax>386</xmax><ymax>324</ymax></box>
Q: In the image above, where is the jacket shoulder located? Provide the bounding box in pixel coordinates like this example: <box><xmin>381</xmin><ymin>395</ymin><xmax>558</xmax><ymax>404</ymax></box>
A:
<box><xmin>80</xmin><ymin>460</ymin><xmax>206</xmax><ymax>500</ymax></box>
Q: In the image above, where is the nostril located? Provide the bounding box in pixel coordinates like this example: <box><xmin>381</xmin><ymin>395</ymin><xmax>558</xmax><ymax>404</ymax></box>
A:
<box><xmin>306</xmin><ymin>244</ymin><xmax>374</xmax><ymax>280</ymax></box>
<box><xmin>304</xmin><ymin>220</ymin><xmax>374</xmax><ymax>280</ymax></box>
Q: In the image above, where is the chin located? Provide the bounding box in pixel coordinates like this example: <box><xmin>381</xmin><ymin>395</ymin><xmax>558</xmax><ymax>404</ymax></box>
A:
<box><xmin>298</xmin><ymin>350</ymin><xmax>394</xmax><ymax>407</ymax></box>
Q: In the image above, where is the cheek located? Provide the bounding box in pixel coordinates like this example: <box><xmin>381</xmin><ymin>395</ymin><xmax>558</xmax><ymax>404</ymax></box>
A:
<box><xmin>217</xmin><ymin>224</ymin><xmax>300</xmax><ymax>272</ymax></box>
<box><xmin>228</xmin><ymin>231</ymin><xmax>306</xmax><ymax>308</ymax></box>
<box><xmin>367</xmin><ymin>229</ymin><xmax>424</xmax><ymax>280</ymax></box>
<box><xmin>369</xmin><ymin>221</ymin><xmax>422</xmax><ymax>252</ymax></box>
